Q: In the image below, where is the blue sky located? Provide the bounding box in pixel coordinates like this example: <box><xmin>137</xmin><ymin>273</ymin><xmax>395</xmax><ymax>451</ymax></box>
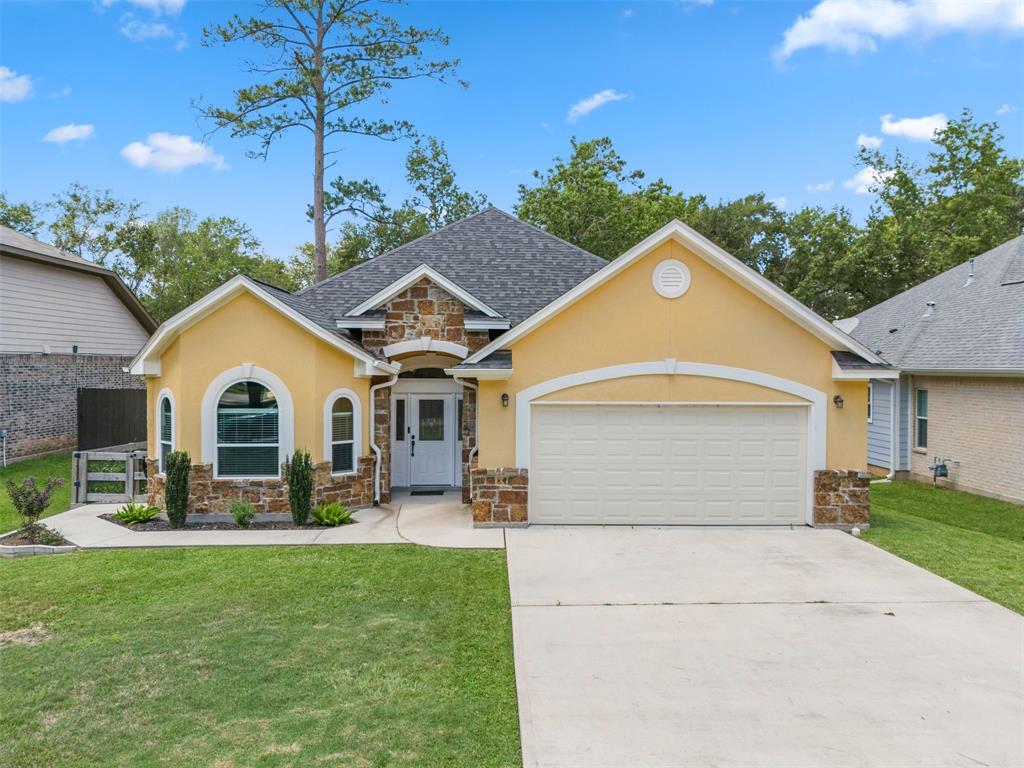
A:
<box><xmin>2</xmin><ymin>0</ymin><xmax>1022</xmax><ymax>261</ymax></box>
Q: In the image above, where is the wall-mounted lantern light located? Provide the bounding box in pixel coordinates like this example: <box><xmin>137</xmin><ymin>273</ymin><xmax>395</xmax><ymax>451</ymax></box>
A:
<box><xmin>832</xmin><ymin>394</ymin><xmax>844</xmax><ymax>409</ymax></box>
<box><xmin>501</xmin><ymin>393</ymin><xmax>510</xmax><ymax>408</ymax></box>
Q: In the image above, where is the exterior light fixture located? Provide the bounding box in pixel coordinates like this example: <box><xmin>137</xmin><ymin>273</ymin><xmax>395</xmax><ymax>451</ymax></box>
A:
<box><xmin>833</xmin><ymin>394</ymin><xmax>844</xmax><ymax>409</ymax></box>
<box><xmin>501</xmin><ymin>393</ymin><xmax>509</xmax><ymax>408</ymax></box>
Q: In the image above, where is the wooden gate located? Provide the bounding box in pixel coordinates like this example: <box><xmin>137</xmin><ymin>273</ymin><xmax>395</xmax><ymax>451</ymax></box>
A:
<box><xmin>72</xmin><ymin>450</ymin><xmax>148</xmax><ymax>505</ymax></box>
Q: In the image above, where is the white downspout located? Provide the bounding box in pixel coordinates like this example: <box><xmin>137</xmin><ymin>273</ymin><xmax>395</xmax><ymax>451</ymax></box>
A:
<box><xmin>885</xmin><ymin>379</ymin><xmax>898</xmax><ymax>481</ymax></box>
<box><xmin>459</xmin><ymin>379</ymin><xmax>479</xmax><ymax>499</ymax></box>
<box><xmin>370</xmin><ymin>373</ymin><xmax>398</xmax><ymax>505</ymax></box>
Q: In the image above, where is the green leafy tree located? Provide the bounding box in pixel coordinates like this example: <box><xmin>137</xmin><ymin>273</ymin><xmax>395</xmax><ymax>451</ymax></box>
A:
<box><xmin>0</xmin><ymin>192</ymin><xmax>44</xmax><ymax>235</ymax></box>
<box><xmin>142</xmin><ymin>208</ymin><xmax>295</xmax><ymax>323</ymax></box>
<box><xmin>48</xmin><ymin>183</ymin><xmax>145</xmax><ymax>267</ymax></box>
<box><xmin>198</xmin><ymin>0</ymin><xmax>463</xmax><ymax>284</ymax></box>
<box><xmin>694</xmin><ymin>193</ymin><xmax>789</xmax><ymax>275</ymax></box>
<box><xmin>779</xmin><ymin>206</ymin><xmax>861</xmax><ymax>319</ymax></box>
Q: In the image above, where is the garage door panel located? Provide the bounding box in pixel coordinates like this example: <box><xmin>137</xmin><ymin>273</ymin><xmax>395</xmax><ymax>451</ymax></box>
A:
<box><xmin>530</xmin><ymin>404</ymin><xmax>808</xmax><ymax>525</ymax></box>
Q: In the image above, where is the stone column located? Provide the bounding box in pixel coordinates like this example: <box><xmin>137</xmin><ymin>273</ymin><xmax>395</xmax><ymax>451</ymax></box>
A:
<box><xmin>813</xmin><ymin>470</ymin><xmax>871</xmax><ymax>529</ymax></box>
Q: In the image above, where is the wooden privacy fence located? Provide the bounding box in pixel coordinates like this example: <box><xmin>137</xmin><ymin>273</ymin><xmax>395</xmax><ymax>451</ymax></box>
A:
<box><xmin>72</xmin><ymin>450</ymin><xmax>148</xmax><ymax>505</ymax></box>
<box><xmin>77</xmin><ymin>388</ymin><xmax>147</xmax><ymax>452</ymax></box>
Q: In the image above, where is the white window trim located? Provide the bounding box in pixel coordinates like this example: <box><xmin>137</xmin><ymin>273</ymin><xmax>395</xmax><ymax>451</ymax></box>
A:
<box><xmin>201</xmin><ymin>365</ymin><xmax>294</xmax><ymax>480</ymax></box>
<box><xmin>867</xmin><ymin>382</ymin><xmax>873</xmax><ymax>424</ymax></box>
<box><xmin>914</xmin><ymin>388</ymin><xmax>928</xmax><ymax>450</ymax></box>
<box><xmin>323</xmin><ymin>387</ymin><xmax>362</xmax><ymax>476</ymax></box>
<box><xmin>156</xmin><ymin>388</ymin><xmax>175</xmax><ymax>474</ymax></box>
<box><xmin>515</xmin><ymin>360</ymin><xmax>827</xmax><ymax>526</ymax></box>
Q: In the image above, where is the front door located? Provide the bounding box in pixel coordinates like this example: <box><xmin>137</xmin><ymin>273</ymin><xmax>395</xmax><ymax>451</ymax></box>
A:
<box><xmin>410</xmin><ymin>395</ymin><xmax>453</xmax><ymax>485</ymax></box>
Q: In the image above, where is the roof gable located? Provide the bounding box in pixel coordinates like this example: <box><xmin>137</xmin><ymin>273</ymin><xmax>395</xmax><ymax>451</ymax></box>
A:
<box><xmin>129</xmin><ymin>276</ymin><xmax>398</xmax><ymax>376</ymax></box>
<box><xmin>464</xmin><ymin>220</ymin><xmax>887</xmax><ymax>366</ymax></box>
<box><xmin>347</xmin><ymin>264</ymin><xmax>502</xmax><ymax>317</ymax></box>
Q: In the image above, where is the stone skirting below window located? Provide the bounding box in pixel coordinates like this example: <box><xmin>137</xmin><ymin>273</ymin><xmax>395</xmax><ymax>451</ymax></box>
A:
<box><xmin>146</xmin><ymin>456</ymin><xmax>375</xmax><ymax>515</ymax></box>
<box><xmin>470</xmin><ymin>467</ymin><xmax>528</xmax><ymax>527</ymax></box>
<box><xmin>813</xmin><ymin>469</ymin><xmax>870</xmax><ymax>529</ymax></box>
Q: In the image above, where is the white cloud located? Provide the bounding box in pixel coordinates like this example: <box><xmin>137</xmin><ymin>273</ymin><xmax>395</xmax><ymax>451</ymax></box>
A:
<box><xmin>121</xmin><ymin>132</ymin><xmax>227</xmax><ymax>172</ymax></box>
<box><xmin>856</xmin><ymin>133</ymin><xmax>884</xmax><ymax>149</ymax></box>
<box><xmin>0</xmin><ymin>67</ymin><xmax>33</xmax><ymax>102</ymax></box>
<box><xmin>101</xmin><ymin>0</ymin><xmax>186</xmax><ymax>14</ymax></box>
<box><xmin>880</xmin><ymin>112</ymin><xmax>948</xmax><ymax>141</ymax></box>
<box><xmin>843</xmin><ymin>166</ymin><xmax>896</xmax><ymax>195</ymax></box>
<box><xmin>805</xmin><ymin>180</ymin><xmax>834</xmax><ymax>192</ymax></box>
<box><xmin>997</xmin><ymin>103</ymin><xmax>1017</xmax><ymax>115</ymax></box>
<box><xmin>775</xmin><ymin>0</ymin><xmax>1024</xmax><ymax>61</ymax></box>
<box><xmin>769</xmin><ymin>196</ymin><xmax>788</xmax><ymax>209</ymax></box>
<box><xmin>622</xmin><ymin>8</ymin><xmax>634</xmax><ymax>18</ymax></box>
<box><xmin>567</xmin><ymin>89</ymin><xmax>628</xmax><ymax>122</ymax></box>
<box><xmin>49</xmin><ymin>85</ymin><xmax>72</xmax><ymax>99</ymax></box>
<box><xmin>44</xmin><ymin>123</ymin><xmax>95</xmax><ymax>144</ymax></box>
<box><xmin>120</xmin><ymin>14</ymin><xmax>174</xmax><ymax>41</ymax></box>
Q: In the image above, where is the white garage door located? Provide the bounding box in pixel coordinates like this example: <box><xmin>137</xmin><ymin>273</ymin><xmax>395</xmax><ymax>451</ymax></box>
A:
<box><xmin>530</xmin><ymin>404</ymin><xmax>807</xmax><ymax>525</ymax></box>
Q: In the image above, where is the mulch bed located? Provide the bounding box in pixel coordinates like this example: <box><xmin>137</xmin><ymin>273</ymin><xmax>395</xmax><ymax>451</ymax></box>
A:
<box><xmin>0</xmin><ymin>530</ymin><xmax>72</xmax><ymax>547</ymax></box>
<box><xmin>98</xmin><ymin>514</ymin><xmax>348</xmax><ymax>532</ymax></box>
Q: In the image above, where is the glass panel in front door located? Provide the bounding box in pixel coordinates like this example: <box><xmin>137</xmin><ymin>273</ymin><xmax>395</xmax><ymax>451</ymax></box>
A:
<box><xmin>418</xmin><ymin>399</ymin><xmax>445</xmax><ymax>441</ymax></box>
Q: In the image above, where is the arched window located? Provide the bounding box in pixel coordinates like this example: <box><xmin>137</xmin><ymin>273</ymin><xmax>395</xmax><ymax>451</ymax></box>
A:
<box><xmin>216</xmin><ymin>381</ymin><xmax>279</xmax><ymax>477</ymax></box>
<box><xmin>324</xmin><ymin>389</ymin><xmax>361</xmax><ymax>475</ymax></box>
<box><xmin>158</xmin><ymin>395</ymin><xmax>173</xmax><ymax>472</ymax></box>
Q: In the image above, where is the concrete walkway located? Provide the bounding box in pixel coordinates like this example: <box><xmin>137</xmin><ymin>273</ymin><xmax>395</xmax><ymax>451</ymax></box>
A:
<box><xmin>30</xmin><ymin>490</ymin><xmax>502</xmax><ymax>550</ymax></box>
<box><xmin>506</xmin><ymin>526</ymin><xmax>1024</xmax><ymax>768</ymax></box>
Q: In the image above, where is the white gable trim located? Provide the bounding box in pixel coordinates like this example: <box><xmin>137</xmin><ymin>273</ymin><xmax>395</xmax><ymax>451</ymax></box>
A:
<box><xmin>464</xmin><ymin>220</ymin><xmax>887</xmax><ymax>365</ymax></box>
<box><xmin>347</xmin><ymin>264</ymin><xmax>503</xmax><ymax>318</ymax></box>
<box><xmin>128</xmin><ymin>275</ymin><xmax>399</xmax><ymax>377</ymax></box>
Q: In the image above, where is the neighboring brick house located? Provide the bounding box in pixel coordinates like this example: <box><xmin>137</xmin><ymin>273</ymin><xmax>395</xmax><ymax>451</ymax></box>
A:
<box><xmin>845</xmin><ymin>236</ymin><xmax>1024</xmax><ymax>503</ymax></box>
<box><xmin>133</xmin><ymin>207</ymin><xmax>889</xmax><ymax>528</ymax></box>
<box><xmin>0</xmin><ymin>226</ymin><xmax>156</xmax><ymax>461</ymax></box>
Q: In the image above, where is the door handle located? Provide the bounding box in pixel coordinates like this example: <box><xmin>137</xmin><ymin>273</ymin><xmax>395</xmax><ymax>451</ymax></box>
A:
<box><xmin>410</xmin><ymin>435</ymin><xmax>415</xmax><ymax>457</ymax></box>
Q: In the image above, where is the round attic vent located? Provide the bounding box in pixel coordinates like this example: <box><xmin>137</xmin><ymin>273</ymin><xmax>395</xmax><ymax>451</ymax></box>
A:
<box><xmin>652</xmin><ymin>259</ymin><xmax>691</xmax><ymax>299</ymax></box>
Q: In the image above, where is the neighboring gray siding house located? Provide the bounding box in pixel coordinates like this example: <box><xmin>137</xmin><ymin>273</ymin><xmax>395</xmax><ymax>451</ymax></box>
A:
<box><xmin>0</xmin><ymin>226</ymin><xmax>156</xmax><ymax>461</ymax></box>
<box><xmin>844</xmin><ymin>236</ymin><xmax>1024</xmax><ymax>503</ymax></box>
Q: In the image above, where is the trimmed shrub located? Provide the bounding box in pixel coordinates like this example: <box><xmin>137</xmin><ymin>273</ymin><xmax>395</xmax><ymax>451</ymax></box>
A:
<box><xmin>5</xmin><ymin>476</ymin><xmax>64</xmax><ymax>543</ymax></box>
<box><xmin>114</xmin><ymin>502</ymin><xmax>161</xmax><ymax>525</ymax></box>
<box><xmin>284</xmin><ymin>449</ymin><xmax>313</xmax><ymax>525</ymax></box>
<box><xmin>164</xmin><ymin>451</ymin><xmax>191</xmax><ymax>530</ymax></box>
<box><xmin>313</xmin><ymin>502</ymin><xmax>354</xmax><ymax>527</ymax></box>
<box><xmin>230</xmin><ymin>499</ymin><xmax>255</xmax><ymax>529</ymax></box>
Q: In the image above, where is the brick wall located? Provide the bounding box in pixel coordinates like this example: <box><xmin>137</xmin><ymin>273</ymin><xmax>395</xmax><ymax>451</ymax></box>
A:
<box><xmin>147</xmin><ymin>456</ymin><xmax>375</xmax><ymax>514</ymax></box>
<box><xmin>0</xmin><ymin>353</ymin><xmax>143</xmax><ymax>461</ymax></box>
<box><xmin>461</xmin><ymin>386</ymin><xmax>477</xmax><ymax>502</ymax></box>
<box><xmin>908</xmin><ymin>376</ymin><xmax>1024</xmax><ymax>503</ymax></box>
<box><xmin>470</xmin><ymin>467</ymin><xmax>528</xmax><ymax>526</ymax></box>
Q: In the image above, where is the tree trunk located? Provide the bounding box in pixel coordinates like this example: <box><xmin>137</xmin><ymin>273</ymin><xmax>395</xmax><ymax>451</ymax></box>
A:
<box><xmin>313</xmin><ymin>115</ymin><xmax>327</xmax><ymax>283</ymax></box>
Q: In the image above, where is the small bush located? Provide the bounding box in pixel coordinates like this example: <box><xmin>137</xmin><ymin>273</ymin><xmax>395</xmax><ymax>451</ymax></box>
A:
<box><xmin>313</xmin><ymin>502</ymin><xmax>354</xmax><ymax>527</ymax></box>
<box><xmin>164</xmin><ymin>451</ymin><xmax>191</xmax><ymax>530</ymax></box>
<box><xmin>5</xmin><ymin>476</ymin><xmax>65</xmax><ymax>543</ymax></box>
<box><xmin>230</xmin><ymin>499</ymin><xmax>255</xmax><ymax>528</ymax></box>
<box><xmin>22</xmin><ymin>524</ymin><xmax>67</xmax><ymax>546</ymax></box>
<box><xmin>284</xmin><ymin>449</ymin><xmax>313</xmax><ymax>525</ymax></box>
<box><xmin>114</xmin><ymin>502</ymin><xmax>161</xmax><ymax>525</ymax></box>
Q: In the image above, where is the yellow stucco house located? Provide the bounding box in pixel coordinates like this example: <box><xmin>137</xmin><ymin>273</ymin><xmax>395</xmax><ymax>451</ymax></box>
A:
<box><xmin>130</xmin><ymin>208</ymin><xmax>896</xmax><ymax>528</ymax></box>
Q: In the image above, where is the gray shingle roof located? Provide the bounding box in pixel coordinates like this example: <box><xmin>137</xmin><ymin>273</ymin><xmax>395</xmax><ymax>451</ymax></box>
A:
<box><xmin>850</xmin><ymin>236</ymin><xmax>1024</xmax><ymax>371</ymax></box>
<box><xmin>831</xmin><ymin>351</ymin><xmax>894</xmax><ymax>371</ymax></box>
<box><xmin>452</xmin><ymin>350</ymin><xmax>513</xmax><ymax>370</ymax></box>
<box><xmin>0</xmin><ymin>225</ymin><xmax>91</xmax><ymax>266</ymax></box>
<box><xmin>299</xmin><ymin>207</ymin><xmax>607</xmax><ymax>326</ymax></box>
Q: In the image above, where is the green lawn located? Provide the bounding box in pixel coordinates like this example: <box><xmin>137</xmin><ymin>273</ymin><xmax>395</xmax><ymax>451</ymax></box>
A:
<box><xmin>0</xmin><ymin>452</ymin><xmax>74</xmax><ymax>534</ymax></box>
<box><xmin>0</xmin><ymin>546</ymin><xmax>521</xmax><ymax>767</ymax></box>
<box><xmin>866</xmin><ymin>481</ymin><xmax>1024</xmax><ymax>614</ymax></box>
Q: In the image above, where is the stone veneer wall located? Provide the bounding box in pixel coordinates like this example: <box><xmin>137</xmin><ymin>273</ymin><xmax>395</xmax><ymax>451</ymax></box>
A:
<box><xmin>461</xmin><ymin>386</ymin><xmax>477</xmax><ymax>503</ymax></box>
<box><xmin>0</xmin><ymin>353</ymin><xmax>144</xmax><ymax>461</ymax></box>
<box><xmin>359</xmin><ymin>277</ymin><xmax>491</xmax><ymax>355</ymax></box>
<box><xmin>147</xmin><ymin>456</ymin><xmax>375</xmax><ymax>514</ymax></box>
<box><xmin>812</xmin><ymin>470</ymin><xmax>870</xmax><ymax>528</ymax></box>
<box><xmin>372</xmin><ymin>382</ymin><xmax>392</xmax><ymax>504</ymax></box>
<box><xmin>470</xmin><ymin>467</ymin><xmax>528</xmax><ymax>526</ymax></box>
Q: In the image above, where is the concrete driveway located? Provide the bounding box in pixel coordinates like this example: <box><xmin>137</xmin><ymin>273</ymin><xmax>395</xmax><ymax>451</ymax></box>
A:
<box><xmin>506</xmin><ymin>527</ymin><xmax>1024</xmax><ymax>768</ymax></box>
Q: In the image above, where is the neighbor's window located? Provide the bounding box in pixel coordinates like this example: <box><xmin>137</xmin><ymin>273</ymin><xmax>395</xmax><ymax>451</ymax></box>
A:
<box><xmin>159</xmin><ymin>396</ymin><xmax>173</xmax><ymax>472</ymax></box>
<box><xmin>216</xmin><ymin>381</ymin><xmax>279</xmax><ymax>477</ymax></box>
<box><xmin>915</xmin><ymin>389</ymin><xmax>928</xmax><ymax>449</ymax></box>
<box><xmin>330</xmin><ymin>396</ymin><xmax>355</xmax><ymax>473</ymax></box>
